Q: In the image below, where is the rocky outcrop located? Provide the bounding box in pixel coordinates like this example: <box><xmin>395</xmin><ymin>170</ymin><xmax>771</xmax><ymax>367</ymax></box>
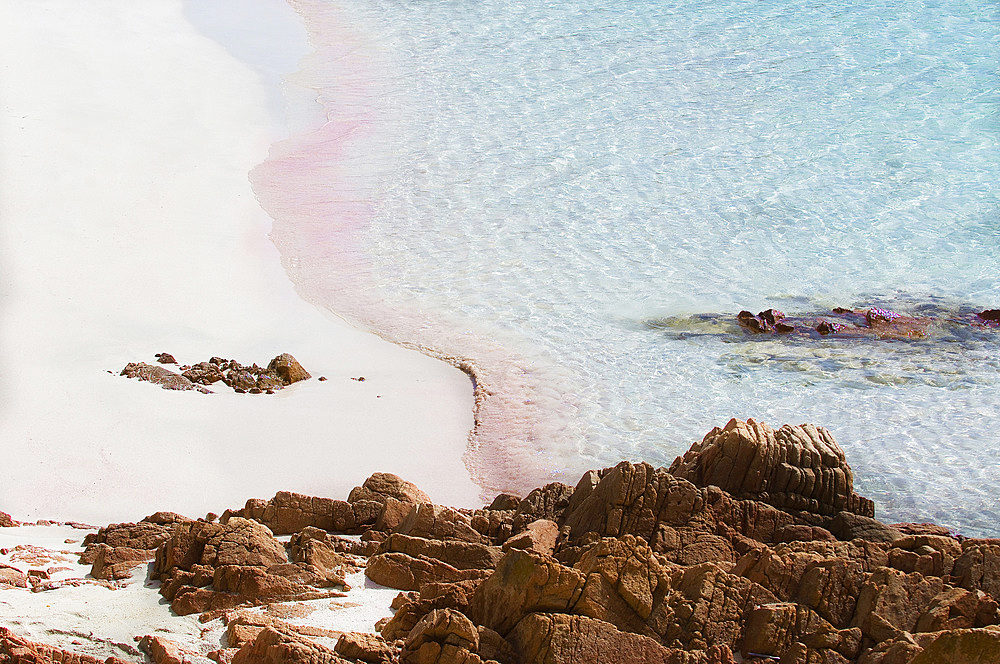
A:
<box><xmin>669</xmin><ymin>418</ymin><xmax>874</xmax><ymax>518</ymax></box>
<box><xmin>150</xmin><ymin>517</ymin><xmax>345</xmax><ymax>615</ymax></box>
<box><xmin>0</xmin><ymin>512</ymin><xmax>16</xmax><ymax>528</ymax></box>
<box><xmin>8</xmin><ymin>419</ymin><xmax>999</xmax><ymax>664</ymax></box>
<box><xmin>230</xmin><ymin>471</ymin><xmax>432</xmax><ymax>536</ymax></box>
<box><xmin>80</xmin><ymin>515</ymin><xmax>190</xmax><ymax>580</ymax></box>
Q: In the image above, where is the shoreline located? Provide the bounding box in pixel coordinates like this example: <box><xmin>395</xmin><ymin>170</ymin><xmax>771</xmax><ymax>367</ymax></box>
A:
<box><xmin>0</xmin><ymin>0</ymin><xmax>480</xmax><ymax>524</ymax></box>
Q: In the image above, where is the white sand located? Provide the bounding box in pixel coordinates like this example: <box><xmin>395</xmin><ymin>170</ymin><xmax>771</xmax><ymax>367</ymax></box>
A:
<box><xmin>0</xmin><ymin>0</ymin><xmax>481</xmax><ymax>526</ymax></box>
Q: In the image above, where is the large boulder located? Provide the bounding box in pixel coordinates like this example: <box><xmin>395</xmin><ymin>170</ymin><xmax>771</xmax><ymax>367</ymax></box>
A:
<box><xmin>466</xmin><ymin>549</ymin><xmax>586</xmax><ymax>636</ymax></box>
<box><xmin>668</xmin><ymin>418</ymin><xmax>874</xmax><ymax>518</ymax></box>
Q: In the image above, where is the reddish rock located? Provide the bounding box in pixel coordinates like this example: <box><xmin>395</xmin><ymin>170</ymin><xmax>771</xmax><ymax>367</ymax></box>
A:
<box><xmin>669</xmin><ymin>418</ymin><xmax>875</xmax><ymax>518</ymax></box>
<box><xmin>954</xmin><ymin>540</ymin><xmax>1000</xmax><ymax>600</ymax></box>
<box><xmin>909</xmin><ymin>627</ymin><xmax>1000</xmax><ymax>663</ymax></box>
<box><xmin>365</xmin><ymin>550</ymin><xmax>489</xmax><ymax>592</ymax></box>
<box><xmin>394</xmin><ymin>504</ymin><xmax>485</xmax><ymax>544</ymax></box>
<box><xmin>0</xmin><ymin>565</ymin><xmax>28</xmax><ymax>588</ymax></box>
<box><xmin>349</xmin><ymin>473</ymin><xmax>432</xmax><ymax>507</ymax></box>
<box><xmin>400</xmin><ymin>608</ymin><xmax>482</xmax><ymax>664</ymax></box>
<box><xmin>0</xmin><ymin>626</ymin><xmax>133</xmax><ymax>664</ymax></box>
<box><xmin>378</xmin><ymin>534</ymin><xmax>504</xmax><ymax>572</ymax></box>
<box><xmin>88</xmin><ymin>544</ymin><xmax>155</xmax><ymax>580</ymax></box>
<box><xmin>334</xmin><ymin>632</ymin><xmax>397</xmax><ymax>664</ymax></box>
<box><xmin>232</xmin><ymin>626</ymin><xmax>346</xmax><ymax>664</ymax></box>
<box><xmin>507</xmin><ymin>613</ymin><xmax>735</xmax><ymax>664</ymax></box>
<box><xmin>0</xmin><ymin>512</ymin><xmax>16</xmax><ymax>527</ymax></box>
<box><xmin>467</xmin><ymin>549</ymin><xmax>586</xmax><ymax>636</ymax></box>
<box><xmin>978</xmin><ymin>309</ymin><xmax>1000</xmax><ymax>326</ymax></box>
<box><xmin>741</xmin><ymin>602</ymin><xmax>861</xmax><ymax>661</ymax></box>
<box><xmin>288</xmin><ymin>527</ymin><xmax>357</xmax><ymax>579</ymax></box>
<box><xmin>234</xmin><ymin>491</ymin><xmax>362</xmax><ymax>535</ymax></box>
<box><xmin>511</xmin><ymin>483</ymin><xmax>574</xmax><ymax>533</ymax></box>
<box><xmin>267</xmin><ymin>353</ymin><xmax>311</xmax><ymax>385</ymax></box>
<box><xmin>120</xmin><ymin>362</ymin><xmax>210</xmax><ymax>393</ymax></box>
<box><xmin>154</xmin><ymin>353</ymin><xmax>177</xmax><ymax>365</ymax></box>
<box><xmin>138</xmin><ymin>635</ymin><xmax>199</xmax><ymax>664</ymax></box>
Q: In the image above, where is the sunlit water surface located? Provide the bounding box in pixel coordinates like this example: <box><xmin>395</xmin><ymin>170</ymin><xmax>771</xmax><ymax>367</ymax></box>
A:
<box><xmin>255</xmin><ymin>0</ymin><xmax>999</xmax><ymax>536</ymax></box>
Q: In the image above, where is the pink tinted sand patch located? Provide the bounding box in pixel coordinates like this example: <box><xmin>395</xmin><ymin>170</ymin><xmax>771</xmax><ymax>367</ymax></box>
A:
<box><xmin>253</xmin><ymin>0</ymin><xmax>580</xmax><ymax>499</ymax></box>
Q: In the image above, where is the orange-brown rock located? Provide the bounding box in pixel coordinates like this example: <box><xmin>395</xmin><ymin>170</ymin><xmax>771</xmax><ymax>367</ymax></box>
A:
<box><xmin>234</xmin><ymin>492</ymin><xmax>363</xmax><ymax>535</ymax></box>
<box><xmin>267</xmin><ymin>353</ymin><xmax>311</xmax><ymax>385</ymax></box>
<box><xmin>379</xmin><ymin>580</ymin><xmax>485</xmax><ymax>641</ymax></box>
<box><xmin>510</xmin><ymin>483</ymin><xmax>574</xmax><ymax>534</ymax></box>
<box><xmin>0</xmin><ymin>512</ymin><xmax>15</xmax><ymax>528</ymax></box>
<box><xmin>502</xmin><ymin>519</ymin><xmax>559</xmax><ymax>556</ymax></box>
<box><xmin>394</xmin><ymin>504</ymin><xmax>484</xmax><ymax>544</ymax></box>
<box><xmin>365</xmin><ymin>550</ymin><xmax>490</xmax><ymax>592</ymax></box>
<box><xmin>851</xmin><ymin>566</ymin><xmax>949</xmax><ymax>642</ymax></box>
<box><xmin>350</xmin><ymin>473</ymin><xmax>432</xmax><ymax>507</ymax></box>
<box><xmin>378</xmin><ymin>534</ymin><xmax>504</xmax><ymax>572</ymax></box>
<box><xmin>400</xmin><ymin>608</ymin><xmax>483</xmax><ymax>664</ymax></box>
<box><xmin>0</xmin><ymin>626</ymin><xmax>132</xmax><ymax>664</ymax></box>
<box><xmin>334</xmin><ymin>632</ymin><xmax>398</xmax><ymax>664</ymax></box>
<box><xmin>120</xmin><ymin>362</ymin><xmax>210</xmax><ymax>393</ymax></box>
<box><xmin>0</xmin><ymin>565</ymin><xmax>28</xmax><ymax>588</ymax></box>
<box><xmin>909</xmin><ymin>627</ymin><xmax>1000</xmax><ymax>663</ymax></box>
<box><xmin>288</xmin><ymin>527</ymin><xmax>359</xmax><ymax>578</ymax></box>
<box><xmin>506</xmin><ymin>613</ymin><xmax>735</xmax><ymax>664</ymax></box>
<box><xmin>954</xmin><ymin>540</ymin><xmax>1000</xmax><ymax>600</ymax></box>
<box><xmin>733</xmin><ymin>540</ymin><xmax>886</xmax><ymax>628</ymax></box>
<box><xmin>154</xmin><ymin>517</ymin><xmax>287</xmax><ymax>579</ymax></box>
<box><xmin>182</xmin><ymin>361</ymin><xmax>225</xmax><ymax>386</ymax></box>
<box><xmin>668</xmin><ymin>418</ymin><xmax>874</xmax><ymax>518</ymax></box>
<box><xmin>137</xmin><ymin>635</ymin><xmax>200</xmax><ymax>664</ymax></box>
<box><xmin>232</xmin><ymin>626</ymin><xmax>347</xmax><ymax>664</ymax></box>
<box><xmin>87</xmin><ymin>544</ymin><xmax>156</xmax><ymax>580</ymax></box>
<box><xmin>466</xmin><ymin>549</ymin><xmax>586</xmax><ymax>637</ymax></box>
<box><xmin>741</xmin><ymin>602</ymin><xmax>861</xmax><ymax>661</ymax></box>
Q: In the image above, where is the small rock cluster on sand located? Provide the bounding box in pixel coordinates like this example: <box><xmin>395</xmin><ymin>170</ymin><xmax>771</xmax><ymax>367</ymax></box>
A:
<box><xmin>119</xmin><ymin>353</ymin><xmax>311</xmax><ymax>394</ymax></box>
<box><xmin>3</xmin><ymin>419</ymin><xmax>1000</xmax><ymax>663</ymax></box>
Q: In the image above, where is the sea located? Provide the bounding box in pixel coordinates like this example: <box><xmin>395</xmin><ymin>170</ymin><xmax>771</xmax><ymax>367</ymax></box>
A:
<box><xmin>193</xmin><ymin>0</ymin><xmax>1000</xmax><ymax>536</ymax></box>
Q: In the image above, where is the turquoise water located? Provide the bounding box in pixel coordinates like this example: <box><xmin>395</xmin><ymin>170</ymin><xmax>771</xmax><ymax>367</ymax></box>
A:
<box><xmin>256</xmin><ymin>0</ymin><xmax>1000</xmax><ymax>536</ymax></box>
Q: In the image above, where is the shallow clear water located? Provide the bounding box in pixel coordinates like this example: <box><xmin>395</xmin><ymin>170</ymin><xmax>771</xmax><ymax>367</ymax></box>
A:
<box><xmin>264</xmin><ymin>0</ymin><xmax>1000</xmax><ymax>536</ymax></box>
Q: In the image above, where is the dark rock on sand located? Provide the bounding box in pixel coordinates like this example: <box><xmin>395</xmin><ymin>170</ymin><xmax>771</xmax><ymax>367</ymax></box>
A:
<box><xmin>120</xmin><ymin>362</ymin><xmax>211</xmax><ymax>393</ymax></box>
<box><xmin>125</xmin><ymin>352</ymin><xmax>311</xmax><ymax>395</ymax></box>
